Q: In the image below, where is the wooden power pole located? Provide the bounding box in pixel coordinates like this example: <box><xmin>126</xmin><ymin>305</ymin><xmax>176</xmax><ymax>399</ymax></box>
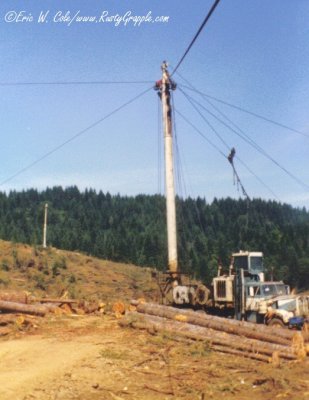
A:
<box><xmin>156</xmin><ymin>62</ymin><xmax>178</xmax><ymax>282</ymax></box>
<box><xmin>43</xmin><ymin>203</ymin><xmax>48</xmax><ymax>248</ymax></box>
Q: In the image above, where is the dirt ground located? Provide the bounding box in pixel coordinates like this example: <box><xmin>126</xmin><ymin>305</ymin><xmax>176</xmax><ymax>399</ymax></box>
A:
<box><xmin>0</xmin><ymin>314</ymin><xmax>308</xmax><ymax>400</ymax></box>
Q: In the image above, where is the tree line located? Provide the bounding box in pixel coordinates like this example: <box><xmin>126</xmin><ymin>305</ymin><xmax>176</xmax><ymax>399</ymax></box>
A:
<box><xmin>0</xmin><ymin>186</ymin><xmax>308</xmax><ymax>289</ymax></box>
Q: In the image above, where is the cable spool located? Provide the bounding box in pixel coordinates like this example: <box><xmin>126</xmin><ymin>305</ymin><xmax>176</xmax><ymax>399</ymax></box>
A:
<box><xmin>195</xmin><ymin>284</ymin><xmax>210</xmax><ymax>306</ymax></box>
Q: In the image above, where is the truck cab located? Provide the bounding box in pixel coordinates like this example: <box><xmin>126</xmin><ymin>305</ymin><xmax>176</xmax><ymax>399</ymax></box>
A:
<box><xmin>232</xmin><ymin>251</ymin><xmax>264</xmax><ymax>281</ymax></box>
<box><xmin>245</xmin><ymin>282</ymin><xmax>290</xmax><ymax>323</ymax></box>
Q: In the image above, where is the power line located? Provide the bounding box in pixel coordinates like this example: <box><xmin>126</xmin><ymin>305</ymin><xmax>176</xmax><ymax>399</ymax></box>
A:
<box><xmin>0</xmin><ymin>86</ymin><xmax>153</xmax><ymax>187</ymax></box>
<box><xmin>0</xmin><ymin>80</ymin><xmax>153</xmax><ymax>86</ymax></box>
<box><xmin>178</xmin><ymin>83</ymin><xmax>309</xmax><ymax>140</ymax></box>
<box><xmin>171</xmin><ymin>0</ymin><xmax>221</xmax><ymax>76</ymax></box>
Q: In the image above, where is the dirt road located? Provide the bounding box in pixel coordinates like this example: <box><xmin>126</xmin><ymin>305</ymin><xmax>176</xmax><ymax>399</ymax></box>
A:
<box><xmin>0</xmin><ymin>315</ymin><xmax>308</xmax><ymax>400</ymax></box>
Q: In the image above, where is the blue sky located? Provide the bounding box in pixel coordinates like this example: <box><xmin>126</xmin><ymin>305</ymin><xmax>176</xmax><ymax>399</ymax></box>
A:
<box><xmin>0</xmin><ymin>0</ymin><xmax>308</xmax><ymax>209</ymax></box>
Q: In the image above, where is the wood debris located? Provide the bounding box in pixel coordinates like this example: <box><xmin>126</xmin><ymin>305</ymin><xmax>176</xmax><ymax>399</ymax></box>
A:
<box><xmin>112</xmin><ymin>301</ymin><xmax>126</xmax><ymax>318</ymax></box>
<box><xmin>0</xmin><ymin>290</ymin><xmax>108</xmax><ymax>336</ymax></box>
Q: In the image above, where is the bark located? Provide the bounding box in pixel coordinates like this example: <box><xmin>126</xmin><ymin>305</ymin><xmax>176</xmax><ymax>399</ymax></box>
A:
<box><xmin>136</xmin><ymin>303</ymin><xmax>294</xmax><ymax>345</ymax></box>
<box><xmin>30</xmin><ymin>298</ymin><xmax>78</xmax><ymax>304</ymax></box>
<box><xmin>0</xmin><ymin>327</ymin><xmax>11</xmax><ymax>336</ymax></box>
<box><xmin>132</xmin><ymin>301</ymin><xmax>295</xmax><ymax>340</ymax></box>
<box><xmin>211</xmin><ymin>345</ymin><xmax>270</xmax><ymax>362</ymax></box>
<box><xmin>0</xmin><ymin>314</ymin><xmax>22</xmax><ymax>326</ymax></box>
<box><xmin>121</xmin><ymin>313</ymin><xmax>297</xmax><ymax>360</ymax></box>
<box><xmin>0</xmin><ymin>300</ymin><xmax>47</xmax><ymax>316</ymax></box>
<box><xmin>0</xmin><ymin>291</ymin><xmax>28</xmax><ymax>304</ymax></box>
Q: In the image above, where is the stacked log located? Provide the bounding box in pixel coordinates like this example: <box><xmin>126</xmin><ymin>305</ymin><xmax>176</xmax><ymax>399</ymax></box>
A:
<box><xmin>0</xmin><ymin>300</ymin><xmax>48</xmax><ymax>316</ymax></box>
<box><xmin>0</xmin><ymin>291</ymin><xmax>105</xmax><ymax>317</ymax></box>
<box><xmin>0</xmin><ymin>290</ymin><xmax>29</xmax><ymax>304</ymax></box>
<box><xmin>120</xmin><ymin>302</ymin><xmax>308</xmax><ymax>362</ymax></box>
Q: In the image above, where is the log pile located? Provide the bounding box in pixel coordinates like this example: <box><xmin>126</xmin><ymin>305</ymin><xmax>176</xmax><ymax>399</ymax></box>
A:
<box><xmin>120</xmin><ymin>302</ymin><xmax>309</xmax><ymax>363</ymax></box>
<box><xmin>0</xmin><ymin>290</ymin><xmax>106</xmax><ymax>336</ymax></box>
<box><xmin>0</xmin><ymin>289</ymin><xmax>110</xmax><ymax>318</ymax></box>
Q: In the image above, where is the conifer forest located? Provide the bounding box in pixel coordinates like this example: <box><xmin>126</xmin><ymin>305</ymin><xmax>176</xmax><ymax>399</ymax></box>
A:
<box><xmin>0</xmin><ymin>186</ymin><xmax>308</xmax><ymax>289</ymax></box>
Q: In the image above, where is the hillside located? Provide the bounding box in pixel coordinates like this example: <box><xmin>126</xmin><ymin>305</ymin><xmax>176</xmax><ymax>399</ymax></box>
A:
<box><xmin>0</xmin><ymin>239</ymin><xmax>157</xmax><ymax>303</ymax></box>
<box><xmin>0</xmin><ymin>187</ymin><xmax>308</xmax><ymax>289</ymax></box>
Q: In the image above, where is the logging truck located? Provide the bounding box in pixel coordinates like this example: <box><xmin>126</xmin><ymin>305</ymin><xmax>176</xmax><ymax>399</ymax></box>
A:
<box><xmin>170</xmin><ymin>250</ymin><xmax>309</xmax><ymax>328</ymax></box>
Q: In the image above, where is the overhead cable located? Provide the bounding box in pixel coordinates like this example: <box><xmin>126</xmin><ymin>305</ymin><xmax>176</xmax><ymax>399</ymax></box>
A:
<box><xmin>0</xmin><ymin>86</ymin><xmax>153</xmax><ymax>186</ymax></box>
<box><xmin>181</xmin><ymin>88</ymin><xmax>309</xmax><ymax>191</ymax></box>
<box><xmin>179</xmin><ymin>83</ymin><xmax>309</xmax><ymax>140</ymax></box>
<box><xmin>179</xmin><ymin>86</ymin><xmax>230</xmax><ymax>151</ymax></box>
<box><xmin>0</xmin><ymin>80</ymin><xmax>153</xmax><ymax>86</ymax></box>
<box><xmin>171</xmin><ymin>0</ymin><xmax>221</xmax><ymax>76</ymax></box>
<box><xmin>175</xmin><ymin>108</ymin><xmax>227</xmax><ymax>159</ymax></box>
<box><xmin>179</xmin><ymin>89</ymin><xmax>279</xmax><ymax>200</ymax></box>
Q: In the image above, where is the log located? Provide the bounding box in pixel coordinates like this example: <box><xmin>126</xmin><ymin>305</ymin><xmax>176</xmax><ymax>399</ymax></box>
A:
<box><xmin>0</xmin><ymin>327</ymin><xmax>11</xmax><ymax>336</ymax></box>
<box><xmin>0</xmin><ymin>291</ymin><xmax>28</xmax><ymax>304</ymax></box>
<box><xmin>0</xmin><ymin>314</ymin><xmax>37</xmax><ymax>329</ymax></box>
<box><xmin>0</xmin><ymin>314</ymin><xmax>19</xmax><ymax>326</ymax></box>
<box><xmin>0</xmin><ymin>300</ymin><xmax>47</xmax><ymax>316</ymax></box>
<box><xmin>132</xmin><ymin>300</ymin><xmax>296</xmax><ymax>340</ymax></box>
<box><xmin>211</xmin><ymin>345</ymin><xmax>270</xmax><ymax>362</ymax></box>
<box><xmin>30</xmin><ymin>297</ymin><xmax>78</xmax><ymax>304</ymax></box>
<box><xmin>121</xmin><ymin>313</ymin><xmax>297</xmax><ymax>360</ymax></box>
<box><xmin>136</xmin><ymin>303</ymin><xmax>293</xmax><ymax>346</ymax></box>
<box><xmin>0</xmin><ymin>314</ymin><xmax>34</xmax><ymax>326</ymax></box>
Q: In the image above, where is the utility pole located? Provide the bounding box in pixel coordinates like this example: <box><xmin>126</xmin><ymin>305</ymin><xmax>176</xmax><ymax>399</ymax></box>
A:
<box><xmin>43</xmin><ymin>203</ymin><xmax>48</xmax><ymax>248</ymax></box>
<box><xmin>155</xmin><ymin>62</ymin><xmax>178</xmax><ymax>282</ymax></box>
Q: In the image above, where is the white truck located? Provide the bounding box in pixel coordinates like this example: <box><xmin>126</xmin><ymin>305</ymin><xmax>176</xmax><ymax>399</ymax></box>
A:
<box><xmin>171</xmin><ymin>251</ymin><xmax>309</xmax><ymax>328</ymax></box>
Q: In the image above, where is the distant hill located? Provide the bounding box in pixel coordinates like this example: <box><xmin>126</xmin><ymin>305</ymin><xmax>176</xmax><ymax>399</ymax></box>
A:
<box><xmin>0</xmin><ymin>187</ymin><xmax>308</xmax><ymax>288</ymax></box>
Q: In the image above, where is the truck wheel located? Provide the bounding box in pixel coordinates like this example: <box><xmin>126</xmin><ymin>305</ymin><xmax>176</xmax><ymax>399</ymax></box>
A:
<box><xmin>267</xmin><ymin>318</ymin><xmax>285</xmax><ymax>328</ymax></box>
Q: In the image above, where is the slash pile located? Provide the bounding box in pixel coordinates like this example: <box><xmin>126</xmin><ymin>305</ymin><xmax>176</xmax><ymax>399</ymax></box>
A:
<box><xmin>120</xmin><ymin>302</ymin><xmax>309</xmax><ymax>363</ymax></box>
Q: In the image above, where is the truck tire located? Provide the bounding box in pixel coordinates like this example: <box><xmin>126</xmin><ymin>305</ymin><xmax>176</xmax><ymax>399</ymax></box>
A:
<box><xmin>267</xmin><ymin>317</ymin><xmax>285</xmax><ymax>328</ymax></box>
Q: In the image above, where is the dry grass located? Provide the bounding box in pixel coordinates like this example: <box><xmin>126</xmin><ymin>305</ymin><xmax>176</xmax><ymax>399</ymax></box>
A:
<box><xmin>0</xmin><ymin>239</ymin><xmax>157</xmax><ymax>304</ymax></box>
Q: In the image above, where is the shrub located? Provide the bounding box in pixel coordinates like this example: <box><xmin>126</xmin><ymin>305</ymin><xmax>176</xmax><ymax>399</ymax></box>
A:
<box><xmin>1</xmin><ymin>259</ymin><xmax>10</xmax><ymax>271</ymax></box>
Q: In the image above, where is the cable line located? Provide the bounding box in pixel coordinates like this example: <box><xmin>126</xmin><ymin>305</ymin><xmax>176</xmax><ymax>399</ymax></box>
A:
<box><xmin>175</xmin><ymin>108</ymin><xmax>227</xmax><ymax>159</ymax></box>
<box><xmin>179</xmin><ymin>90</ymin><xmax>279</xmax><ymax>200</ymax></box>
<box><xmin>181</xmin><ymin>88</ymin><xmax>309</xmax><ymax>191</ymax></box>
<box><xmin>0</xmin><ymin>86</ymin><xmax>153</xmax><ymax>186</ymax></box>
<box><xmin>179</xmin><ymin>83</ymin><xmax>309</xmax><ymax>140</ymax></box>
<box><xmin>0</xmin><ymin>80</ymin><xmax>153</xmax><ymax>86</ymax></box>
<box><xmin>171</xmin><ymin>0</ymin><xmax>221</xmax><ymax>76</ymax></box>
<box><xmin>179</xmin><ymin>87</ymin><xmax>230</xmax><ymax>152</ymax></box>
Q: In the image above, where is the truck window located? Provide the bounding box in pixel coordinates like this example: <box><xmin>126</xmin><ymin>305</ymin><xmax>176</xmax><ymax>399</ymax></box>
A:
<box><xmin>250</xmin><ymin>256</ymin><xmax>263</xmax><ymax>271</ymax></box>
<box><xmin>262</xmin><ymin>284</ymin><xmax>288</xmax><ymax>296</ymax></box>
<box><xmin>262</xmin><ymin>285</ymin><xmax>277</xmax><ymax>296</ymax></box>
<box><xmin>234</xmin><ymin>256</ymin><xmax>248</xmax><ymax>270</ymax></box>
<box><xmin>276</xmin><ymin>285</ymin><xmax>288</xmax><ymax>295</ymax></box>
